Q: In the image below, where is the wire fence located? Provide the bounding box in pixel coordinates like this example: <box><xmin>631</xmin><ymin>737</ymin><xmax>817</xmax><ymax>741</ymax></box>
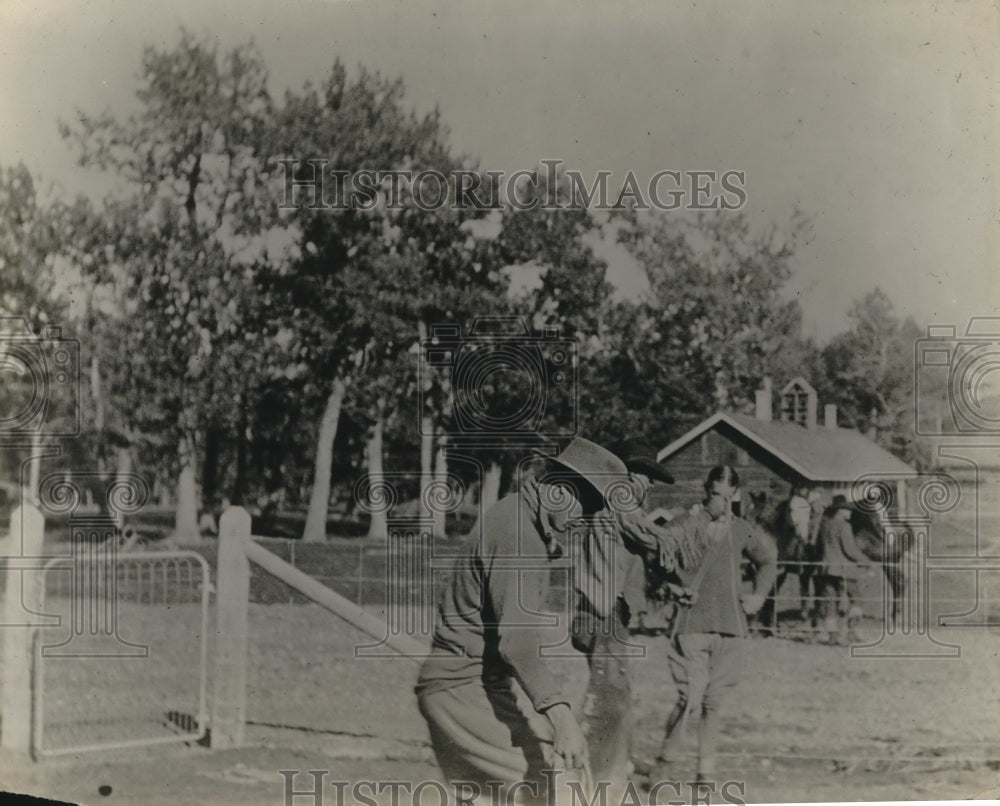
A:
<box><xmin>22</xmin><ymin>535</ymin><xmax>995</xmax><ymax>770</ymax></box>
<box><xmin>234</xmin><ymin>537</ymin><xmax>950</xmax><ymax>641</ymax></box>
<box><xmin>43</xmin><ymin>535</ymin><xmax>976</xmax><ymax>644</ymax></box>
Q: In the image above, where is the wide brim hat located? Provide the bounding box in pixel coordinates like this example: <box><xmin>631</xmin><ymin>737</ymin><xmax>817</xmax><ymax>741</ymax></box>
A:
<box><xmin>624</xmin><ymin>455</ymin><xmax>675</xmax><ymax>485</ymax></box>
<box><xmin>536</xmin><ymin>437</ymin><xmax>630</xmax><ymax>502</ymax></box>
<box><xmin>831</xmin><ymin>494</ymin><xmax>853</xmax><ymax>511</ymax></box>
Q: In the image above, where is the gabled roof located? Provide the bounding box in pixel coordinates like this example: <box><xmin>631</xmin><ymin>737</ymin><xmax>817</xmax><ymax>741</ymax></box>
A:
<box><xmin>656</xmin><ymin>411</ymin><xmax>914</xmax><ymax>482</ymax></box>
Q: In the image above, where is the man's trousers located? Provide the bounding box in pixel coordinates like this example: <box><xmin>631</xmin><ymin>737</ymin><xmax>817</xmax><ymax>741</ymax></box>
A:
<box><xmin>659</xmin><ymin>632</ymin><xmax>745</xmax><ymax>778</ymax></box>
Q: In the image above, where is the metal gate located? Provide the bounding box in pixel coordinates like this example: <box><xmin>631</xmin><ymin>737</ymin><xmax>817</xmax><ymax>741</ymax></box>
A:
<box><xmin>32</xmin><ymin>550</ymin><xmax>210</xmax><ymax>757</ymax></box>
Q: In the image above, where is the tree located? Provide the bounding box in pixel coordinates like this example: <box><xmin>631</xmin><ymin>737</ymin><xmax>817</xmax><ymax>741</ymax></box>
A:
<box><xmin>821</xmin><ymin>288</ymin><xmax>923</xmax><ymax>464</ymax></box>
<box><xmin>264</xmin><ymin>63</ymin><xmax>506</xmax><ymax>540</ymax></box>
<box><xmin>0</xmin><ymin>163</ymin><xmax>76</xmax><ymax>496</ymax></box>
<box><xmin>599</xmin><ymin>209</ymin><xmax>814</xmax><ymax>448</ymax></box>
<box><xmin>443</xmin><ymin>170</ymin><xmax>616</xmax><ymax>495</ymax></box>
<box><xmin>0</xmin><ymin>164</ymin><xmax>68</xmax><ymax>327</ymax></box>
<box><xmin>61</xmin><ymin>32</ymin><xmax>276</xmax><ymax>539</ymax></box>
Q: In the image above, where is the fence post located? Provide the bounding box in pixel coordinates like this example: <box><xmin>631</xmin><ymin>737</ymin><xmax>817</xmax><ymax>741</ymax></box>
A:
<box><xmin>210</xmin><ymin>506</ymin><xmax>251</xmax><ymax>748</ymax></box>
<box><xmin>771</xmin><ymin>572</ymin><xmax>778</xmax><ymax>635</ymax></box>
<box><xmin>1</xmin><ymin>503</ymin><xmax>45</xmax><ymax>755</ymax></box>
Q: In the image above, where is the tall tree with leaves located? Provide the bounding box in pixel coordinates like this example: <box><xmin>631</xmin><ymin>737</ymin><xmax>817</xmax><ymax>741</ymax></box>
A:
<box><xmin>0</xmin><ymin>164</ymin><xmax>69</xmax><ymax>327</ymax></box>
<box><xmin>821</xmin><ymin>287</ymin><xmax>922</xmax><ymax>463</ymax></box>
<box><xmin>0</xmin><ymin>163</ymin><xmax>77</xmax><ymax>494</ymax></box>
<box><xmin>61</xmin><ymin>32</ymin><xmax>276</xmax><ymax>539</ymax></box>
<box><xmin>263</xmin><ymin>63</ymin><xmax>505</xmax><ymax>540</ymax></box>
<box><xmin>603</xmin><ymin>210</ymin><xmax>814</xmax><ymax>446</ymax></box>
<box><xmin>468</xmin><ymin>174</ymin><xmax>613</xmax><ymax>499</ymax></box>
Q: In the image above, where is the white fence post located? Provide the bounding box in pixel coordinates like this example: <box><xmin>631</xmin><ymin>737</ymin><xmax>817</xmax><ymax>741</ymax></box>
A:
<box><xmin>1</xmin><ymin>504</ymin><xmax>45</xmax><ymax>755</ymax></box>
<box><xmin>210</xmin><ymin>506</ymin><xmax>251</xmax><ymax>748</ymax></box>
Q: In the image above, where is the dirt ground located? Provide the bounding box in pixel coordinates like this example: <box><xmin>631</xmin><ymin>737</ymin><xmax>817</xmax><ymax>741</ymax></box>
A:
<box><xmin>4</xmin><ymin>599</ymin><xmax>999</xmax><ymax>806</ymax></box>
<box><xmin>3</xmin><ymin>493</ymin><xmax>999</xmax><ymax>805</ymax></box>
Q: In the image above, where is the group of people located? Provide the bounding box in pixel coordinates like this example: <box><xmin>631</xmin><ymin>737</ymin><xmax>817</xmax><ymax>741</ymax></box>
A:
<box><xmin>413</xmin><ymin>437</ymin><xmax>794</xmax><ymax>802</ymax></box>
<box><xmin>753</xmin><ymin>483</ymin><xmax>879</xmax><ymax>645</ymax></box>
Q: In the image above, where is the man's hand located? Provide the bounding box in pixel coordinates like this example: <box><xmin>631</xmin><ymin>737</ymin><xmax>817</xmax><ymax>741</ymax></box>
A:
<box><xmin>704</xmin><ymin>494</ymin><xmax>729</xmax><ymax>520</ymax></box>
<box><xmin>544</xmin><ymin>703</ymin><xmax>589</xmax><ymax>771</ymax></box>
<box><xmin>741</xmin><ymin>593</ymin><xmax>765</xmax><ymax>615</ymax></box>
<box><xmin>666</xmin><ymin>582</ymin><xmax>698</xmax><ymax>607</ymax></box>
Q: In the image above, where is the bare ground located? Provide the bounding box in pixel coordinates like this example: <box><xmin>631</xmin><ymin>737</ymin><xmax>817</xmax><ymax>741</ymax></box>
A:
<box><xmin>3</xmin><ymin>598</ymin><xmax>999</xmax><ymax>806</ymax></box>
<box><xmin>3</xmin><ymin>503</ymin><xmax>999</xmax><ymax>805</ymax></box>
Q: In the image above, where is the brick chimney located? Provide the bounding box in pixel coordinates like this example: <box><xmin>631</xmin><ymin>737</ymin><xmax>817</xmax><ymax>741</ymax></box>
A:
<box><xmin>824</xmin><ymin>403</ymin><xmax>837</xmax><ymax>430</ymax></box>
<box><xmin>754</xmin><ymin>377</ymin><xmax>773</xmax><ymax>422</ymax></box>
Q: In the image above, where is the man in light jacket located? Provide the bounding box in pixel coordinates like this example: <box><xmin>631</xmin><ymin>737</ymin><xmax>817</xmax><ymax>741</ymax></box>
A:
<box><xmin>651</xmin><ymin>465</ymin><xmax>777</xmax><ymax>784</ymax></box>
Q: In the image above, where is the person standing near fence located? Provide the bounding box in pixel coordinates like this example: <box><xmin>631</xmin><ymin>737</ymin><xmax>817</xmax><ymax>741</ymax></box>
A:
<box><xmin>415</xmin><ymin>437</ymin><xmax>633</xmax><ymax>803</ymax></box>
<box><xmin>815</xmin><ymin>495</ymin><xmax>874</xmax><ymax>645</ymax></box>
<box><xmin>649</xmin><ymin>465</ymin><xmax>777</xmax><ymax>784</ymax></box>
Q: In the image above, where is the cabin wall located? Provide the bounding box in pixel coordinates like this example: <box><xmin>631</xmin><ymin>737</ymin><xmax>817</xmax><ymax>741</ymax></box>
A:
<box><xmin>651</xmin><ymin>422</ymin><xmax>869</xmax><ymax>516</ymax></box>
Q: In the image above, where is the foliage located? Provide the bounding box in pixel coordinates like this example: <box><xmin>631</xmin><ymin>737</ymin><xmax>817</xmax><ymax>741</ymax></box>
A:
<box><xmin>56</xmin><ymin>32</ymin><xmax>279</xmax><ymax>522</ymax></box>
<box><xmin>820</xmin><ymin>288</ymin><xmax>924</xmax><ymax>465</ymax></box>
<box><xmin>0</xmin><ymin>28</ymin><xmax>930</xmax><ymax>528</ymax></box>
<box><xmin>586</xmin><ymin>210</ymin><xmax>816</xmax><ymax>451</ymax></box>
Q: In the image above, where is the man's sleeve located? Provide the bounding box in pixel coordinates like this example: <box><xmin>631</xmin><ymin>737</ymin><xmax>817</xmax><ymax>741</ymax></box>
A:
<box><xmin>488</xmin><ymin>555</ymin><xmax>568</xmax><ymax>713</ymax></box>
<box><xmin>655</xmin><ymin>516</ymin><xmax>704</xmax><ymax>587</ymax></box>
<box><xmin>744</xmin><ymin>521</ymin><xmax>778</xmax><ymax>595</ymax></box>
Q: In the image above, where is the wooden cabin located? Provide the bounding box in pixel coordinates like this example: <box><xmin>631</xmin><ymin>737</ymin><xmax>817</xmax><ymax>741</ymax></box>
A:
<box><xmin>652</xmin><ymin>378</ymin><xmax>915</xmax><ymax>515</ymax></box>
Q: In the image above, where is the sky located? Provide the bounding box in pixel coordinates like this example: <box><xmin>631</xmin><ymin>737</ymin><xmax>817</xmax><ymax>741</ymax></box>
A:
<box><xmin>1</xmin><ymin>0</ymin><xmax>996</xmax><ymax>343</ymax></box>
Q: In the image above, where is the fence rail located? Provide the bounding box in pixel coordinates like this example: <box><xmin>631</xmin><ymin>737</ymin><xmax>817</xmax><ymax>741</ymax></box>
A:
<box><xmin>231</xmin><ymin>537</ymin><xmax>961</xmax><ymax>641</ymax></box>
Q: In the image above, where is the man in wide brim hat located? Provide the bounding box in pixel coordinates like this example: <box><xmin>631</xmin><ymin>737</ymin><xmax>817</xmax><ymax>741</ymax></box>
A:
<box><xmin>830</xmin><ymin>494</ymin><xmax>854</xmax><ymax>512</ymax></box>
<box><xmin>535</xmin><ymin>437</ymin><xmax>634</xmax><ymax>505</ymax></box>
<box><xmin>624</xmin><ymin>455</ymin><xmax>675</xmax><ymax>486</ymax></box>
<box><xmin>623</xmin><ymin>455</ymin><xmax>674</xmax><ymax>506</ymax></box>
<box><xmin>416</xmin><ymin>436</ymin><xmax>632</xmax><ymax>800</ymax></box>
<box><xmin>816</xmin><ymin>493</ymin><xmax>875</xmax><ymax>645</ymax></box>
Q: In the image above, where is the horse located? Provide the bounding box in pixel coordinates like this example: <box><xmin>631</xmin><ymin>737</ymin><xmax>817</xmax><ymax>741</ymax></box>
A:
<box><xmin>745</xmin><ymin>490</ymin><xmax>823</xmax><ymax>634</ymax></box>
<box><xmin>847</xmin><ymin>506</ymin><xmax>909</xmax><ymax>629</ymax></box>
<box><xmin>746</xmin><ymin>490</ymin><xmax>908</xmax><ymax>635</ymax></box>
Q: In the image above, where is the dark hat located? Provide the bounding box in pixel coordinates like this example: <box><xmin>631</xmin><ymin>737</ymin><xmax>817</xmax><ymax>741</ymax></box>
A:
<box><xmin>538</xmin><ymin>437</ymin><xmax>631</xmax><ymax>502</ymax></box>
<box><xmin>831</xmin><ymin>494</ymin><xmax>853</xmax><ymax>512</ymax></box>
<box><xmin>624</xmin><ymin>455</ymin><xmax>675</xmax><ymax>485</ymax></box>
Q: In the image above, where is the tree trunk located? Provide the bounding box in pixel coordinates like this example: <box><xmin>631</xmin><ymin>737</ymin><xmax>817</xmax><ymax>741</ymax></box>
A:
<box><xmin>156</xmin><ymin>476</ymin><xmax>171</xmax><ymax>508</ymax></box>
<box><xmin>420</xmin><ymin>420</ymin><xmax>434</xmax><ymax>523</ymax></box>
<box><xmin>90</xmin><ymin>355</ymin><xmax>104</xmax><ymax>429</ymax></box>
<box><xmin>174</xmin><ymin>433</ymin><xmax>199</xmax><ymax>541</ymax></box>
<box><xmin>303</xmin><ymin>377</ymin><xmax>348</xmax><ymax>543</ymax></box>
<box><xmin>202</xmin><ymin>425</ymin><xmax>222</xmax><ymax>506</ymax></box>
<box><xmin>232</xmin><ymin>408</ymin><xmax>249</xmax><ymax>506</ymax></box>
<box><xmin>90</xmin><ymin>354</ymin><xmax>106</xmax><ymax>474</ymax></box>
<box><xmin>115</xmin><ymin>446</ymin><xmax>133</xmax><ymax>519</ymax></box>
<box><xmin>481</xmin><ymin>459</ymin><xmax>502</xmax><ymax>510</ymax></box>
<box><xmin>366</xmin><ymin>406</ymin><xmax>387</xmax><ymax>539</ymax></box>
<box><xmin>432</xmin><ymin>431</ymin><xmax>448</xmax><ymax>539</ymax></box>
<box><xmin>416</xmin><ymin>319</ymin><xmax>437</xmax><ymax>526</ymax></box>
<box><xmin>26</xmin><ymin>431</ymin><xmax>42</xmax><ymax>506</ymax></box>
<box><xmin>116</xmin><ymin>446</ymin><xmax>133</xmax><ymax>479</ymax></box>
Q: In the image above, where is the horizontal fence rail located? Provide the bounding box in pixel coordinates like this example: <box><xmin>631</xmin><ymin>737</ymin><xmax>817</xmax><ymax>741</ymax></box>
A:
<box><xmin>232</xmin><ymin>537</ymin><xmax>988</xmax><ymax>640</ymax></box>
